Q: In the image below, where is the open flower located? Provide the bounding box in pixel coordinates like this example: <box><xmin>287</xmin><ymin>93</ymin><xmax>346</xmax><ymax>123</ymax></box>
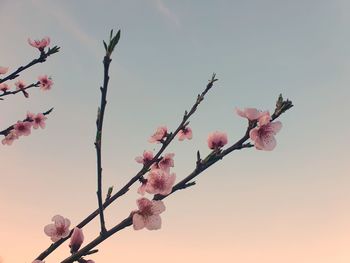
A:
<box><xmin>249</xmin><ymin>112</ymin><xmax>282</xmax><ymax>151</ymax></box>
<box><xmin>132</xmin><ymin>197</ymin><xmax>166</xmax><ymax>230</ymax></box>
<box><xmin>178</xmin><ymin>127</ymin><xmax>192</xmax><ymax>141</ymax></box>
<box><xmin>0</xmin><ymin>66</ymin><xmax>8</xmax><ymax>75</ymax></box>
<box><xmin>28</xmin><ymin>112</ymin><xmax>47</xmax><ymax>129</ymax></box>
<box><xmin>44</xmin><ymin>215</ymin><xmax>71</xmax><ymax>242</ymax></box>
<box><xmin>38</xmin><ymin>75</ymin><xmax>53</xmax><ymax>91</ymax></box>
<box><xmin>15</xmin><ymin>80</ymin><xmax>26</xmax><ymax>90</ymax></box>
<box><xmin>69</xmin><ymin>227</ymin><xmax>84</xmax><ymax>253</ymax></box>
<box><xmin>13</xmin><ymin>121</ymin><xmax>32</xmax><ymax>136</ymax></box>
<box><xmin>148</xmin><ymin>126</ymin><xmax>167</xmax><ymax>143</ymax></box>
<box><xmin>145</xmin><ymin>169</ymin><xmax>176</xmax><ymax>195</ymax></box>
<box><xmin>135</xmin><ymin>150</ymin><xmax>154</xmax><ymax>165</ymax></box>
<box><xmin>1</xmin><ymin>130</ymin><xmax>19</xmax><ymax>146</ymax></box>
<box><xmin>0</xmin><ymin>83</ymin><xmax>9</xmax><ymax>92</ymax></box>
<box><xmin>207</xmin><ymin>131</ymin><xmax>228</xmax><ymax>150</ymax></box>
<box><xmin>158</xmin><ymin>153</ymin><xmax>175</xmax><ymax>172</ymax></box>
<box><xmin>235</xmin><ymin>107</ymin><xmax>267</xmax><ymax>121</ymax></box>
<box><xmin>28</xmin><ymin>37</ymin><xmax>50</xmax><ymax>50</ymax></box>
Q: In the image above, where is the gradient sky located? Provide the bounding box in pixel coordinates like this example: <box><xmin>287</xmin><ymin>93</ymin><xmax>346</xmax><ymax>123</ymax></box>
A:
<box><xmin>1</xmin><ymin>0</ymin><xmax>349</xmax><ymax>262</ymax></box>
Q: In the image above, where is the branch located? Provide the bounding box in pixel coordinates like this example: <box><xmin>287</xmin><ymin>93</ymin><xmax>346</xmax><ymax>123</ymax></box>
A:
<box><xmin>60</xmin><ymin>96</ymin><xmax>293</xmax><ymax>263</ymax></box>
<box><xmin>33</xmin><ymin>73</ymin><xmax>218</xmax><ymax>262</ymax></box>
<box><xmin>0</xmin><ymin>81</ymin><xmax>40</xmax><ymax>100</ymax></box>
<box><xmin>0</xmin><ymin>46</ymin><xmax>60</xmax><ymax>85</ymax></box>
<box><xmin>0</xmin><ymin>107</ymin><xmax>53</xmax><ymax>136</ymax></box>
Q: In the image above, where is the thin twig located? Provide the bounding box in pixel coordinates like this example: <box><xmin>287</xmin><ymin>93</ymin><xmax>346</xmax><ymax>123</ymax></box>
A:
<box><xmin>0</xmin><ymin>81</ymin><xmax>40</xmax><ymax>100</ymax></box>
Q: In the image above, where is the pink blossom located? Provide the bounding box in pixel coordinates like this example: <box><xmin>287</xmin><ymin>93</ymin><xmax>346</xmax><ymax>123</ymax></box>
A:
<box><xmin>1</xmin><ymin>130</ymin><xmax>19</xmax><ymax>146</ymax></box>
<box><xmin>135</xmin><ymin>150</ymin><xmax>154</xmax><ymax>164</ymax></box>
<box><xmin>69</xmin><ymin>227</ymin><xmax>84</xmax><ymax>253</ymax></box>
<box><xmin>0</xmin><ymin>66</ymin><xmax>8</xmax><ymax>75</ymax></box>
<box><xmin>38</xmin><ymin>75</ymin><xmax>53</xmax><ymax>91</ymax></box>
<box><xmin>158</xmin><ymin>153</ymin><xmax>175</xmax><ymax>172</ymax></box>
<box><xmin>0</xmin><ymin>83</ymin><xmax>9</xmax><ymax>92</ymax></box>
<box><xmin>249</xmin><ymin>112</ymin><xmax>282</xmax><ymax>151</ymax></box>
<box><xmin>132</xmin><ymin>197</ymin><xmax>166</xmax><ymax>230</ymax></box>
<box><xmin>137</xmin><ymin>181</ymin><xmax>147</xmax><ymax>195</ymax></box>
<box><xmin>32</xmin><ymin>260</ymin><xmax>45</xmax><ymax>263</ymax></box>
<box><xmin>44</xmin><ymin>215</ymin><xmax>71</xmax><ymax>242</ymax></box>
<box><xmin>28</xmin><ymin>37</ymin><xmax>50</xmax><ymax>50</ymax></box>
<box><xmin>13</xmin><ymin>121</ymin><xmax>32</xmax><ymax>136</ymax></box>
<box><xmin>145</xmin><ymin>169</ymin><xmax>176</xmax><ymax>196</ymax></box>
<box><xmin>148</xmin><ymin>126</ymin><xmax>167</xmax><ymax>143</ymax></box>
<box><xmin>178</xmin><ymin>127</ymin><xmax>193</xmax><ymax>141</ymax></box>
<box><xmin>235</xmin><ymin>107</ymin><xmax>267</xmax><ymax>121</ymax></box>
<box><xmin>207</xmin><ymin>131</ymin><xmax>228</xmax><ymax>150</ymax></box>
<box><xmin>28</xmin><ymin>113</ymin><xmax>47</xmax><ymax>129</ymax></box>
<box><xmin>15</xmin><ymin>80</ymin><xmax>26</xmax><ymax>90</ymax></box>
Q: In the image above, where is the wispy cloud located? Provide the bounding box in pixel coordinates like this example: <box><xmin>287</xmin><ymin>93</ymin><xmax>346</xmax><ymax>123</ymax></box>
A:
<box><xmin>151</xmin><ymin>0</ymin><xmax>180</xmax><ymax>28</ymax></box>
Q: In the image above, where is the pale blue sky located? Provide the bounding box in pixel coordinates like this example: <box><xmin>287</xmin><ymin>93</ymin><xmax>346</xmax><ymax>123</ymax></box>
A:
<box><xmin>0</xmin><ymin>1</ymin><xmax>349</xmax><ymax>262</ymax></box>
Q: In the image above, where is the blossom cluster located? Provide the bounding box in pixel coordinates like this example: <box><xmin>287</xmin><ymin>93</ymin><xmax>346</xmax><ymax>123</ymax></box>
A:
<box><xmin>1</xmin><ymin>112</ymin><xmax>47</xmax><ymax>145</ymax></box>
<box><xmin>38</xmin><ymin>215</ymin><xmax>94</xmax><ymax>263</ymax></box>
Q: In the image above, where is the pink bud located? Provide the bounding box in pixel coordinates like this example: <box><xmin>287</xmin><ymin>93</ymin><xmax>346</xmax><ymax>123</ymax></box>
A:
<box><xmin>69</xmin><ymin>227</ymin><xmax>84</xmax><ymax>253</ymax></box>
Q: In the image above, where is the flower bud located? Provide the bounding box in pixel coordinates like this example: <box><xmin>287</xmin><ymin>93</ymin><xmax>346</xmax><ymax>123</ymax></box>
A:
<box><xmin>69</xmin><ymin>227</ymin><xmax>84</xmax><ymax>253</ymax></box>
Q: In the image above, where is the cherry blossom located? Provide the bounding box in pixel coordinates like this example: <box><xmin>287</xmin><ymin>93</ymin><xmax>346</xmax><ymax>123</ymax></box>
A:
<box><xmin>0</xmin><ymin>83</ymin><xmax>9</xmax><ymax>92</ymax></box>
<box><xmin>69</xmin><ymin>227</ymin><xmax>84</xmax><ymax>253</ymax></box>
<box><xmin>178</xmin><ymin>127</ymin><xmax>192</xmax><ymax>141</ymax></box>
<box><xmin>158</xmin><ymin>153</ymin><xmax>175</xmax><ymax>172</ymax></box>
<box><xmin>207</xmin><ymin>131</ymin><xmax>228</xmax><ymax>150</ymax></box>
<box><xmin>235</xmin><ymin>107</ymin><xmax>267</xmax><ymax>121</ymax></box>
<box><xmin>38</xmin><ymin>75</ymin><xmax>53</xmax><ymax>91</ymax></box>
<box><xmin>148</xmin><ymin>126</ymin><xmax>167</xmax><ymax>143</ymax></box>
<box><xmin>135</xmin><ymin>150</ymin><xmax>154</xmax><ymax>164</ymax></box>
<box><xmin>137</xmin><ymin>181</ymin><xmax>147</xmax><ymax>195</ymax></box>
<box><xmin>249</xmin><ymin>112</ymin><xmax>282</xmax><ymax>151</ymax></box>
<box><xmin>0</xmin><ymin>66</ymin><xmax>8</xmax><ymax>75</ymax></box>
<box><xmin>1</xmin><ymin>130</ymin><xmax>19</xmax><ymax>146</ymax></box>
<box><xmin>132</xmin><ymin>197</ymin><xmax>166</xmax><ymax>230</ymax></box>
<box><xmin>144</xmin><ymin>169</ymin><xmax>176</xmax><ymax>196</ymax></box>
<box><xmin>28</xmin><ymin>37</ymin><xmax>50</xmax><ymax>50</ymax></box>
<box><xmin>44</xmin><ymin>215</ymin><xmax>71</xmax><ymax>242</ymax></box>
<box><xmin>15</xmin><ymin>80</ymin><xmax>26</xmax><ymax>90</ymax></box>
<box><xmin>27</xmin><ymin>112</ymin><xmax>47</xmax><ymax>129</ymax></box>
<box><xmin>13</xmin><ymin>121</ymin><xmax>32</xmax><ymax>136</ymax></box>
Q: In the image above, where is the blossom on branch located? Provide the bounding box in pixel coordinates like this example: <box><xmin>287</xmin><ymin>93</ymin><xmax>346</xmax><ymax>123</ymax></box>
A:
<box><xmin>144</xmin><ymin>169</ymin><xmax>176</xmax><ymax>195</ymax></box>
<box><xmin>178</xmin><ymin>126</ymin><xmax>192</xmax><ymax>141</ymax></box>
<box><xmin>28</xmin><ymin>37</ymin><xmax>50</xmax><ymax>50</ymax></box>
<box><xmin>38</xmin><ymin>75</ymin><xmax>53</xmax><ymax>91</ymax></box>
<box><xmin>0</xmin><ymin>83</ymin><xmax>9</xmax><ymax>92</ymax></box>
<box><xmin>14</xmin><ymin>121</ymin><xmax>32</xmax><ymax>136</ymax></box>
<box><xmin>158</xmin><ymin>153</ymin><xmax>175</xmax><ymax>172</ymax></box>
<box><xmin>44</xmin><ymin>215</ymin><xmax>71</xmax><ymax>242</ymax></box>
<box><xmin>27</xmin><ymin>112</ymin><xmax>47</xmax><ymax>129</ymax></box>
<box><xmin>148</xmin><ymin>126</ymin><xmax>167</xmax><ymax>143</ymax></box>
<box><xmin>135</xmin><ymin>150</ymin><xmax>154</xmax><ymax>165</ymax></box>
<box><xmin>15</xmin><ymin>80</ymin><xmax>26</xmax><ymax>90</ymax></box>
<box><xmin>235</xmin><ymin>107</ymin><xmax>267</xmax><ymax>121</ymax></box>
<box><xmin>207</xmin><ymin>131</ymin><xmax>228</xmax><ymax>150</ymax></box>
<box><xmin>132</xmin><ymin>197</ymin><xmax>166</xmax><ymax>230</ymax></box>
<box><xmin>249</xmin><ymin>112</ymin><xmax>282</xmax><ymax>151</ymax></box>
<box><xmin>0</xmin><ymin>66</ymin><xmax>8</xmax><ymax>75</ymax></box>
<box><xmin>1</xmin><ymin>130</ymin><xmax>19</xmax><ymax>145</ymax></box>
<box><xmin>69</xmin><ymin>227</ymin><xmax>84</xmax><ymax>253</ymax></box>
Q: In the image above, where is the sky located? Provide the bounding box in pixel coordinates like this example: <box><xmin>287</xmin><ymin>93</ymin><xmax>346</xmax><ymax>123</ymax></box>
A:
<box><xmin>0</xmin><ymin>0</ymin><xmax>349</xmax><ymax>262</ymax></box>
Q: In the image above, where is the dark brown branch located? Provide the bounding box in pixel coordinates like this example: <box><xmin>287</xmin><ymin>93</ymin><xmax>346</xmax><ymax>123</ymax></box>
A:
<box><xmin>60</xmin><ymin>96</ymin><xmax>293</xmax><ymax>263</ymax></box>
<box><xmin>0</xmin><ymin>107</ymin><xmax>53</xmax><ymax>136</ymax></box>
<box><xmin>0</xmin><ymin>46</ymin><xmax>59</xmax><ymax>85</ymax></box>
<box><xmin>34</xmin><ymin>73</ymin><xmax>218</xmax><ymax>262</ymax></box>
<box><xmin>0</xmin><ymin>81</ymin><xmax>40</xmax><ymax>100</ymax></box>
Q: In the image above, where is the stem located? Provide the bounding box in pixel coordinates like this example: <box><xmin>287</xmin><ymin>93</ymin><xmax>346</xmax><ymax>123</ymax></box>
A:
<box><xmin>0</xmin><ymin>81</ymin><xmax>39</xmax><ymax>100</ymax></box>
<box><xmin>94</xmin><ymin>56</ymin><xmax>112</xmax><ymax>234</ymax></box>
<box><xmin>60</xmin><ymin>105</ymin><xmax>292</xmax><ymax>263</ymax></box>
<box><xmin>34</xmin><ymin>74</ymin><xmax>218</xmax><ymax>261</ymax></box>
